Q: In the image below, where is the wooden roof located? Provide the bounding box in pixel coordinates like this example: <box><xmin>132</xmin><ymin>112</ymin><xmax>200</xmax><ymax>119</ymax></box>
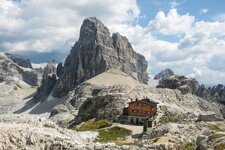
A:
<box><xmin>129</xmin><ymin>98</ymin><xmax>158</xmax><ymax>106</ymax></box>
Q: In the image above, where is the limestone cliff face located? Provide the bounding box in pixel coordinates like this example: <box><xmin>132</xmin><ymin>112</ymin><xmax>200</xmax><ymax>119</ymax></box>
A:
<box><xmin>196</xmin><ymin>84</ymin><xmax>225</xmax><ymax>104</ymax></box>
<box><xmin>0</xmin><ymin>53</ymin><xmax>37</xmax><ymax>86</ymax></box>
<box><xmin>53</xmin><ymin>17</ymin><xmax>148</xmax><ymax>97</ymax></box>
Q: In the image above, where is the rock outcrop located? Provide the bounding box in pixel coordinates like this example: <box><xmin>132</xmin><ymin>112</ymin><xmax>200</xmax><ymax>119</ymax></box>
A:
<box><xmin>154</xmin><ymin>68</ymin><xmax>174</xmax><ymax>80</ymax></box>
<box><xmin>33</xmin><ymin>60</ymin><xmax>57</xmax><ymax>102</ymax></box>
<box><xmin>210</xmin><ymin>84</ymin><xmax>225</xmax><ymax>104</ymax></box>
<box><xmin>52</xmin><ymin>17</ymin><xmax>148</xmax><ymax>97</ymax></box>
<box><xmin>157</xmin><ymin>74</ymin><xmax>199</xmax><ymax>94</ymax></box>
<box><xmin>197</xmin><ymin>111</ymin><xmax>223</xmax><ymax>122</ymax></box>
<box><xmin>155</xmin><ymin>69</ymin><xmax>225</xmax><ymax>104</ymax></box>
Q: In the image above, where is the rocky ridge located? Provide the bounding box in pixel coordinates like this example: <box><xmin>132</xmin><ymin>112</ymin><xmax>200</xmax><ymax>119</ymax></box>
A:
<box><xmin>0</xmin><ymin>52</ymin><xmax>37</xmax><ymax>114</ymax></box>
<box><xmin>155</xmin><ymin>68</ymin><xmax>225</xmax><ymax>104</ymax></box>
<box><xmin>196</xmin><ymin>84</ymin><xmax>225</xmax><ymax>104</ymax></box>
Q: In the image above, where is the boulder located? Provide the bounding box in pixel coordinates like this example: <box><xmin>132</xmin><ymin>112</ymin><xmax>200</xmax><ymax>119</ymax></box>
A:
<box><xmin>144</xmin><ymin>124</ymin><xmax>169</xmax><ymax>139</ymax></box>
<box><xmin>197</xmin><ymin>111</ymin><xmax>223</xmax><ymax>122</ymax></box>
<box><xmin>196</xmin><ymin>135</ymin><xmax>208</xmax><ymax>150</ymax></box>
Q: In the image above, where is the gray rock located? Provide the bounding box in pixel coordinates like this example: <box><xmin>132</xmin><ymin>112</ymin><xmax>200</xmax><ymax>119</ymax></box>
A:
<box><xmin>197</xmin><ymin>111</ymin><xmax>223</xmax><ymax>122</ymax></box>
<box><xmin>157</xmin><ymin>75</ymin><xmax>199</xmax><ymax>94</ymax></box>
<box><xmin>191</xmin><ymin>84</ymin><xmax>225</xmax><ymax>105</ymax></box>
<box><xmin>52</xmin><ymin>17</ymin><xmax>148</xmax><ymax>97</ymax></box>
<box><xmin>56</xmin><ymin>62</ymin><xmax>64</xmax><ymax>78</ymax></box>
<box><xmin>0</xmin><ymin>53</ymin><xmax>37</xmax><ymax>86</ymax></box>
<box><xmin>154</xmin><ymin>68</ymin><xmax>174</xmax><ymax>80</ymax></box>
<box><xmin>77</xmin><ymin>94</ymin><xmax>127</xmax><ymax>123</ymax></box>
<box><xmin>5</xmin><ymin>53</ymin><xmax>32</xmax><ymax>68</ymax></box>
<box><xmin>196</xmin><ymin>135</ymin><xmax>208</xmax><ymax>150</ymax></box>
<box><xmin>195</xmin><ymin>85</ymin><xmax>212</xmax><ymax>100</ymax></box>
<box><xmin>33</xmin><ymin>60</ymin><xmax>57</xmax><ymax>102</ymax></box>
<box><xmin>50</xmin><ymin>104</ymin><xmax>69</xmax><ymax>117</ymax></box>
<box><xmin>144</xmin><ymin>125</ymin><xmax>169</xmax><ymax>139</ymax></box>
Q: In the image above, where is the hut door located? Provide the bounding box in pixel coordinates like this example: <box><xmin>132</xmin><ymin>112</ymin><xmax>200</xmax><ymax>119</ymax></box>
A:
<box><xmin>148</xmin><ymin>121</ymin><xmax>152</xmax><ymax>127</ymax></box>
<box><xmin>131</xmin><ymin>117</ymin><xmax>134</xmax><ymax>123</ymax></box>
<box><xmin>136</xmin><ymin>118</ymin><xmax>139</xmax><ymax>124</ymax></box>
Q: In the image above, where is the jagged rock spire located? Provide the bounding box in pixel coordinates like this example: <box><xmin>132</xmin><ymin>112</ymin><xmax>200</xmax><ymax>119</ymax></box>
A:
<box><xmin>52</xmin><ymin>17</ymin><xmax>149</xmax><ymax>97</ymax></box>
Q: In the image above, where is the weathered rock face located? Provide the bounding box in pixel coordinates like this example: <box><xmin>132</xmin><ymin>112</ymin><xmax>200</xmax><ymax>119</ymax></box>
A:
<box><xmin>5</xmin><ymin>53</ymin><xmax>32</xmax><ymax>69</ymax></box>
<box><xmin>77</xmin><ymin>94</ymin><xmax>128</xmax><ymax>123</ymax></box>
<box><xmin>154</xmin><ymin>68</ymin><xmax>174</xmax><ymax>80</ymax></box>
<box><xmin>56</xmin><ymin>62</ymin><xmax>64</xmax><ymax>78</ymax></box>
<box><xmin>0</xmin><ymin>53</ymin><xmax>37</xmax><ymax>86</ymax></box>
<box><xmin>53</xmin><ymin>17</ymin><xmax>148</xmax><ymax>97</ymax></box>
<box><xmin>195</xmin><ymin>85</ymin><xmax>212</xmax><ymax>100</ymax></box>
<box><xmin>33</xmin><ymin>60</ymin><xmax>57</xmax><ymax>102</ymax></box>
<box><xmin>157</xmin><ymin>75</ymin><xmax>199</xmax><ymax>95</ymax></box>
<box><xmin>196</xmin><ymin>84</ymin><xmax>225</xmax><ymax>104</ymax></box>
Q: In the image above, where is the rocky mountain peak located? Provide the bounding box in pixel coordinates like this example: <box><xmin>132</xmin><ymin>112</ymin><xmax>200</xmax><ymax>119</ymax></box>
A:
<box><xmin>33</xmin><ymin>60</ymin><xmax>57</xmax><ymax>102</ymax></box>
<box><xmin>79</xmin><ymin>17</ymin><xmax>110</xmax><ymax>44</ymax></box>
<box><xmin>51</xmin><ymin>17</ymin><xmax>149</xmax><ymax>98</ymax></box>
<box><xmin>154</xmin><ymin>68</ymin><xmax>174</xmax><ymax>80</ymax></box>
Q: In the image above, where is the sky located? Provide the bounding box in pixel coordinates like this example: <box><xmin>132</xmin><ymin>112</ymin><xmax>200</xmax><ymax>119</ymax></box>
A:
<box><xmin>0</xmin><ymin>0</ymin><xmax>225</xmax><ymax>85</ymax></box>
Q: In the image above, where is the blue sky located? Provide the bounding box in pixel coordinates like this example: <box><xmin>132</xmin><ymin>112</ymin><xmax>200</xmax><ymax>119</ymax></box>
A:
<box><xmin>138</xmin><ymin>0</ymin><xmax>225</xmax><ymax>25</ymax></box>
<box><xmin>1</xmin><ymin>0</ymin><xmax>225</xmax><ymax>85</ymax></box>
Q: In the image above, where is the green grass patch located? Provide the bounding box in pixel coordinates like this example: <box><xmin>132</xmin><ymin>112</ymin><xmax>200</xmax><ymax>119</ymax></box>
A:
<box><xmin>215</xmin><ymin>143</ymin><xmax>225</xmax><ymax>150</ymax></box>
<box><xmin>208</xmin><ymin>133</ymin><xmax>225</xmax><ymax>142</ymax></box>
<box><xmin>74</xmin><ymin>119</ymin><xmax>111</xmax><ymax>131</ymax></box>
<box><xmin>183</xmin><ymin>142</ymin><xmax>196</xmax><ymax>150</ymax></box>
<box><xmin>43</xmin><ymin>124</ymin><xmax>55</xmax><ymax>128</ymax></box>
<box><xmin>95</xmin><ymin>126</ymin><xmax>132</xmax><ymax>143</ymax></box>
<box><xmin>205</xmin><ymin>124</ymin><xmax>224</xmax><ymax>132</ymax></box>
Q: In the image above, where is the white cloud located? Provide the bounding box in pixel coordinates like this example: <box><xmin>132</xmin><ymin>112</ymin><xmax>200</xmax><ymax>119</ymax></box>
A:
<box><xmin>170</xmin><ymin>0</ymin><xmax>180</xmax><ymax>8</ymax></box>
<box><xmin>148</xmin><ymin>9</ymin><xmax>195</xmax><ymax>35</ymax></box>
<box><xmin>0</xmin><ymin>0</ymin><xmax>140</xmax><ymax>54</ymax></box>
<box><xmin>32</xmin><ymin>63</ymin><xmax>47</xmax><ymax>69</ymax></box>
<box><xmin>199</xmin><ymin>9</ymin><xmax>208</xmax><ymax>14</ymax></box>
<box><xmin>214</xmin><ymin>13</ymin><xmax>225</xmax><ymax>22</ymax></box>
<box><xmin>144</xmin><ymin>9</ymin><xmax>225</xmax><ymax>85</ymax></box>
